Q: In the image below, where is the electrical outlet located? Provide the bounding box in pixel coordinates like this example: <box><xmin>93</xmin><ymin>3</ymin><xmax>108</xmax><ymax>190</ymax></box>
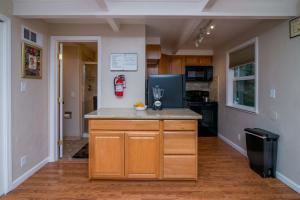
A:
<box><xmin>20</xmin><ymin>156</ymin><xmax>27</xmax><ymax>168</ymax></box>
<box><xmin>238</xmin><ymin>134</ymin><xmax>241</xmax><ymax>141</ymax></box>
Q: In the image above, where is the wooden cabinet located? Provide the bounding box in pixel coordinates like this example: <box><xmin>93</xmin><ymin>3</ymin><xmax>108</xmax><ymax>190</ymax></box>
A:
<box><xmin>158</xmin><ymin>54</ymin><xmax>171</xmax><ymax>74</ymax></box>
<box><xmin>154</xmin><ymin>55</ymin><xmax>213</xmax><ymax>75</ymax></box>
<box><xmin>163</xmin><ymin>155</ymin><xmax>196</xmax><ymax>179</ymax></box>
<box><xmin>163</xmin><ymin>120</ymin><xmax>197</xmax><ymax>180</ymax></box>
<box><xmin>89</xmin><ymin>131</ymin><xmax>124</xmax><ymax>178</ymax></box>
<box><xmin>89</xmin><ymin>119</ymin><xmax>198</xmax><ymax>180</ymax></box>
<box><xmin>164</xmin><ymin>132</ymin><xmax>196</xmax><ymax>155</ymax></box>
<box><xmin>185</xmin><ymin>56</ymin><xmax>212</xmax><ymax>66</ymax></box>
<box><xmin>125</xmin><ymin>132</ymin><xmax>160</xmax><ymax>179</ymax></box>
<box><xmin>146</xmin><ymin>45</ymin><xmax>161</xmax><ymax>62</ymax></box>
<box><xmin>170</xmin><ymin>56</ymin><xmax>185</xmax><ymax>74</ymax></box>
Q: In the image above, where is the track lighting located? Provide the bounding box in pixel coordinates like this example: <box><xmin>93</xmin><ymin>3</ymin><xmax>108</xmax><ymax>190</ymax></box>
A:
<box><xmin>194</xmin><ymin>21</ymin><xmax>216</xmax><ymax>48</ymax></box>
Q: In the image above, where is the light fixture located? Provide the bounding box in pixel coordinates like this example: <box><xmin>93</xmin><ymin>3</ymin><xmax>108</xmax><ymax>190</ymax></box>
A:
<box><xmin>198</xmin><ymin>36</ymin><xmax>204</xmax><ymax>43</ymax></box>
<box><xmin>194</xmin><ymin>20</ymin><xmax>215</xmax><ymax>48</ymax></box>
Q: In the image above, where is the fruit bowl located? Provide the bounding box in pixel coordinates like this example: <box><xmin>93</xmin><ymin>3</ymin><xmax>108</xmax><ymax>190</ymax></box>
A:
<box><xmin>135</xmin><ymin>105</ymin><xmax>147</xmax><ymax>111</ymax></box>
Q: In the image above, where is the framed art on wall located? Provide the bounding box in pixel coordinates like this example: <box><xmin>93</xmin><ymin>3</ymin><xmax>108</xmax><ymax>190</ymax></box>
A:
<box><xmin>22</xmin><ymin>42</ymin><xmax>42</xmax><ymax>79</ymax></box>
<box><xmin>290</xmin><ymin>16</ymin><xmax>300</xmax><ymax>38</ymax></box>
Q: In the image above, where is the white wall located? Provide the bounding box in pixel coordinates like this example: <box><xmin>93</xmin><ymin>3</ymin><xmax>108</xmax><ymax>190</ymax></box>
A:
<box><xmin>214</xmin><ymin>20</ymin><xmax>300</xmax><ymax>191</ymax></box>
<box><xmin>48</xmin><ymin>24</ymin><xmax>146</xmax><ymax>108</ymax></box>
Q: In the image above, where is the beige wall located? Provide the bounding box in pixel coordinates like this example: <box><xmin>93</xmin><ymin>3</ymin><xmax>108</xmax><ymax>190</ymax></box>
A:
<box><xmin>0</xmin><ymin>0</ymin><xmax>12</xmax><ymax>17</ymax></box>
<box><xmin>214</xmin><ymin>20</ymin><xmax>300</xmax><ymax>186</ymax></box>
<box><xmin>11</xmin><ymin>17</ymin><xmax>49</xmax><ymax>180</ymax></box>
<box><xmin>48</xmin><ymin>24</ymin><xmax>146</xmax><ymax>108</ymax></box>
<box><xmin>1</xmin><ymin>0</ymin><xmax>50</xmax><ymax>182</ymax></box>
<box><xmin>63</xmin><ymin>45</ymin><xmax>81</xmax><ymax>138</ymax></box>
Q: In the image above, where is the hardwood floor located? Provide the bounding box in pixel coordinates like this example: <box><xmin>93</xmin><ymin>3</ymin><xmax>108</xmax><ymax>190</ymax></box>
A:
<box><xmin>1</xmin><ymin>137</ymin><xmax>299</xmax><ymax>200</ymax></box>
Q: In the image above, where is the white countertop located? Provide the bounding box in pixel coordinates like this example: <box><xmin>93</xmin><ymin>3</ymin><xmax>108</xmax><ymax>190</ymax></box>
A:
<box><xmin>85</xmin><ymin>108</ymin><xmax>202</xmax><ymax>120</ymax></box>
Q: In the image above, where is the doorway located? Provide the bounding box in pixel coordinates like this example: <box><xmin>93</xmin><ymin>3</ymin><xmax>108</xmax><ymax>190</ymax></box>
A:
<box><xmin>0</xmin><ymin>15</ymin><xmax>11</xmax><ymax>195</ymax></box>
<box><xmin>49</xmin><ymin>36</ymin><xmax>101</xmax><ymax>162</ymax></box>
<box><xmin>58</xmin><ymin>42</ymin><xmax>98</xmax><ymax>161</ymax></box>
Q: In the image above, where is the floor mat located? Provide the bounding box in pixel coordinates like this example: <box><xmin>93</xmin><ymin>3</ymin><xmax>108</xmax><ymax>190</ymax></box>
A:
<box><xmin>72</xmin><ymin>143</ymin><xmax>89</xmax><ymax>159</ymax></box>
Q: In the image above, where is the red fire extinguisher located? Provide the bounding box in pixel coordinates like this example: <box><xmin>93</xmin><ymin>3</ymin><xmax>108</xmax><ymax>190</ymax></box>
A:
<box><xmin>114</xmin><ymin>75</ymin><xmax>126</xmax><ymax>97</ymax></box>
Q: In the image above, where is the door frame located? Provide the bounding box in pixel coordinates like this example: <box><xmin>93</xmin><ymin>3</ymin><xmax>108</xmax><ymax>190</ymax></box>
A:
<box><xmin>0</xmin><ymin>14</ymin><xmax>12</xmax><ymax>194</ymax></box>
<box><xmin>49</xmin><ymin>36</ymin><xmax>102</xmax><ymax>162</ymax></box>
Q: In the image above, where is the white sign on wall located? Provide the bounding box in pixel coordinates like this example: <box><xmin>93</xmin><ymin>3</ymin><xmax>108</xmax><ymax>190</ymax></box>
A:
<box><xmin>110</xmin><ymin>53</ymin><xmax>138</xmax><ymax>71</ymax></box>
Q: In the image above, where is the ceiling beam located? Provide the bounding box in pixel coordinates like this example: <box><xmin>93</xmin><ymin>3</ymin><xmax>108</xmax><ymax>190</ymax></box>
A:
<box><xmin>106</xmin><ymin>18</ymin><xmax>120</xmax><ymax>32</ymax></box>
<box><xmin>176</xmin><ymin>19</ymin><xmax>204</xmax><ymax>51</ymax></box>
<box><xmin>95</xmin><ymin>0</ymin><xmax>109</xmax><ymax>11</ymax></box>
<box><xmin>202</xmin><ymin>0</ymin><xmax>217</xmax><ymax>11</ymax></box>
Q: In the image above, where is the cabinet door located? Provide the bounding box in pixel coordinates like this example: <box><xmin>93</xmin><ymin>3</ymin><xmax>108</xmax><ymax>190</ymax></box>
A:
<box><xmin>199</xmin><ymin>56</ymin><xmax>212</xmax><ymax>66</ymax></box>
<box><xmin>158</xmin><ymin>54</ymin><xmax>171</xmax><ymax>74</ymax></box>
<box><xmin>170</xmin><ymin>56</ymin><xmax>185</xmax><ymax>74</ymax></box>
<box><xmin>125</xmin><ymin>131</ymin><xmax>160</xmax><ymax>179</ymax></box>
<box><xmin>164</xmin><ymin>155</ymin><xmax>197</xmax><ymax>179</ymax></box>
<box><xmin>89</xmin><ymin>131</ymin><xmax>124</xmax><ymax>178</ymax></box>
<box><xmin>185</xmin><ymin>56</ymin><xmax>200</xmax><ymax>66</ymax></box>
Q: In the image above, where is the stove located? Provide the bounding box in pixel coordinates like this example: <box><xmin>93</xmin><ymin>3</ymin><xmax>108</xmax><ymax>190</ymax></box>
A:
<box><xmin>185</xmin><ymin>90</ymin><xmax>218</xmax><ymax>137</ymax></box>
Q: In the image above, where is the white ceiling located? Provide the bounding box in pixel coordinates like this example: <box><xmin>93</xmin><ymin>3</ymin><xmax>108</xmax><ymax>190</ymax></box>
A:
<box><xmin>13</xmin><ymin>0</ymin><xmax>300</xmax><ymax>53</ymax></box>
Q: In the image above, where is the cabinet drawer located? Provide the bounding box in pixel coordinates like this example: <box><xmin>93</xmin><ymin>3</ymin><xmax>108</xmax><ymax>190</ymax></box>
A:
<box><xmin>164</xmin><ymin>120</ymin><xmax>197</xmax><ymax>131</ymax></box>
<box><xmin>89</xmin><ymin>120</ymin><xmax>159</xmax><ymax>131</ymax></box>
<box><xmin>163</xmin><ymin>155</ymin><xmax>197</xmax><ymax>179</ymax></box>
<box><xmin>164</xmin><ymin>132</ymin><xmax>196</xmax><ymax>155</ymax></box>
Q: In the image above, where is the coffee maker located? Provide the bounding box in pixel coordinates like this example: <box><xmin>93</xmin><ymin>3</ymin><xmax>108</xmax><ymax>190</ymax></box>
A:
<box><xmin>152</xmin><ymin>85</ymin><xmax>164</xmax><ymax>110</ymax></box>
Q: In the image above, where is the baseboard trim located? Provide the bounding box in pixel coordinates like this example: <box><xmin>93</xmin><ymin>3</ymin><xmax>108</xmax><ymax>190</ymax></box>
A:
<box><xmin>276</xmin><ymin>171</ymin><xmax>300</xmax><ymax>194</ymax></box>
<box><xmin>218</xmin><ymin>133</ymin><xmax>300</xmax><ymax>194</ymax></box>
<box><xmin>10</xmin><ymin>157</ymin><xmax>49</xmax><ymax>191</ymax></box>
<box><xmin>218</xmin><ymin>133</ymin><xmax>247</xmax><ymax>157</ymax></box>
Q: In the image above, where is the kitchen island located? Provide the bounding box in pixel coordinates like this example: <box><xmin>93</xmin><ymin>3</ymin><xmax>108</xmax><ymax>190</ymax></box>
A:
<box><xmin>85</xmin><ymin>108</ymin><xmax>202</xmax><ymax>180</ymax></box>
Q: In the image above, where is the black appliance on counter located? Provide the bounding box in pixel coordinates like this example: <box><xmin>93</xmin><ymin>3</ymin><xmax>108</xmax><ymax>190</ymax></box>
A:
<box><xmin>185</xmin><ymin>90</ymin><xmax>218</xmax><ymax>137</ymax></box>
<box><xmin>185</xmin><ymin>66</ymin><xmax>213</xmax><ymax>82</ymax></box>
<box><xmin>147</xmin><ymin>74</ymin><xmax>185</xmax><ymax>108</ymax></box>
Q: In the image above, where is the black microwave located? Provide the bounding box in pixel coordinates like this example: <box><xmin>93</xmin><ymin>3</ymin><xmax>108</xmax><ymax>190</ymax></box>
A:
<box><xmin>185</xmin><ymin>66</ymin><xmax>213</xmax><ymax>81</ymax></box>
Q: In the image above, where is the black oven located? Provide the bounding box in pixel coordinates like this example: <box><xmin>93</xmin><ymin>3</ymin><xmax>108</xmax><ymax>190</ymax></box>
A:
<box><xmin>185</xmin><ymin>66</ymin><xmax>213</xmax><ymax>81</ymax></box>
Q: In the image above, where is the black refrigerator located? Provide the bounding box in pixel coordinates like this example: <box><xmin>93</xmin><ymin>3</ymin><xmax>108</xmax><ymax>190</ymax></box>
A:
<box><xmin>147</xmin><ymin>74</ymin><xmax>185</xmax><ymax>108</ymax></box>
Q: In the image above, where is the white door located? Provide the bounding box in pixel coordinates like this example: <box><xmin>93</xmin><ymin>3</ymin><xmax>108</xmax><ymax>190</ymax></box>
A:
<box><xmin>0</xmin><ymin>19</ymin><xmax>5</xmax><ymax>197</ymax></box>
<box><xmin>58</xmin><ymin>43</ymin><xmax>64</xmax><ymax>158</ymax></box>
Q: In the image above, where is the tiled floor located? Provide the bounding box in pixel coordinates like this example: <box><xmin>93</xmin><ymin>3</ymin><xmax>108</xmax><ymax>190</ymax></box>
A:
<box><xmin>61</xmin><ymin>138</ymin><xmax>88</xmax><ymax>161</ymax></box>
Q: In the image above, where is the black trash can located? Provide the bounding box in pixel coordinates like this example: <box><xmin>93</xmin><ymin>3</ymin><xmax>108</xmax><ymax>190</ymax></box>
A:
<box><xmin>244</xmin><ymin>128</ymin><xmax>279</xmax><ymax>178</ymax></box>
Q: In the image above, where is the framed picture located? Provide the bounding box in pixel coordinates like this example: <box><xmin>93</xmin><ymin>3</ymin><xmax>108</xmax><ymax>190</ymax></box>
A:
<box><xmin>22</xmin><ymin>42</ymin><xmax>42</xmax><ymax>79</ymax></box>
<box><xmin>289</xmin><ymin>16</ymin><xmax>300</xmax><ymax>38</ymax></box>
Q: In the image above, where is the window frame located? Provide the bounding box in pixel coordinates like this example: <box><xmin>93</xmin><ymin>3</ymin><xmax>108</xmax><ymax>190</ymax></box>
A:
<box><xmin>226</xmin><ymin>38</ymin><xmax>259</xmax><ymax>114</ymax></box>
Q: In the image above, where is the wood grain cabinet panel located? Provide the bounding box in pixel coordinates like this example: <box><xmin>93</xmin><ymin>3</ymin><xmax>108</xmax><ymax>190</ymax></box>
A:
<box><xmin>164</xmin><ymin>132</ymin><xmax>196</xmax><ymax>155</ymax></box>
<box><xmin>125</xmin><ymin>132</ymin><xmax>160</xmax><ymax>179</ymax></box>
<box><xmin>185</xmin><ymin>56</ymin><xmax>213</xmax><ymax>66</ymax></box>
<box><xmin>164</xmin><ymin>120</ymin><xmax>197</xmax><ymax>131</ymax></box>
<box><xmin>163</xmin><ymin>155</ymin><xmax>197</xmax><ymax>179</ymax></box>
<box><xmin>89</xmin><ymin>120</ymin><xmax>159</xmax><ymax>131</ymax></box>
<box><xmin>170</xmin><ymin>56</ymin><xmax>185</xmax><ymax>74</ymax></box>
<box><xmin>89</xmin><ymin>131</ymin><xmax>124</xmax><ymax>178</ymax></box>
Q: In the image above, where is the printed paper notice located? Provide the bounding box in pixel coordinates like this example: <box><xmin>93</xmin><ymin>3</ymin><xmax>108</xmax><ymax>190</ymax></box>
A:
<box><xmin>110</xmin><ymin>53</ymin><xmax>138</xmax><ymax>71</ymax></box>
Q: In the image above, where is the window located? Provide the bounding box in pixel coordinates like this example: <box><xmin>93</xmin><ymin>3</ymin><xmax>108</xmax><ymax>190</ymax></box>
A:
<box><xmin>226</xmin><ymin>38</ymin><xmax>258</xmax><ymax>113</ymax></box>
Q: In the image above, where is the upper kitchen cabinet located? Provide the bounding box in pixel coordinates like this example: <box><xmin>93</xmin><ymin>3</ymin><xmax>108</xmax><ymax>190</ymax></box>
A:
<box><xmin>146</xmin><ymin>45</ymin><xmax>161</xmax><ymax>64</ymax></box>
<box><xmin>158</xmin><ymin>54</ymin><xmax>171</xmax><ymax>74</ymax></box>
<box><xmin>185</xmin><ymin>56</ymin><xmax>213</xmax><ymax>66</ymax></box>
<box><xmin>170</xmin><ymin>56</ymin><xmax>185</xmax><ymax>74</ymax></box>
